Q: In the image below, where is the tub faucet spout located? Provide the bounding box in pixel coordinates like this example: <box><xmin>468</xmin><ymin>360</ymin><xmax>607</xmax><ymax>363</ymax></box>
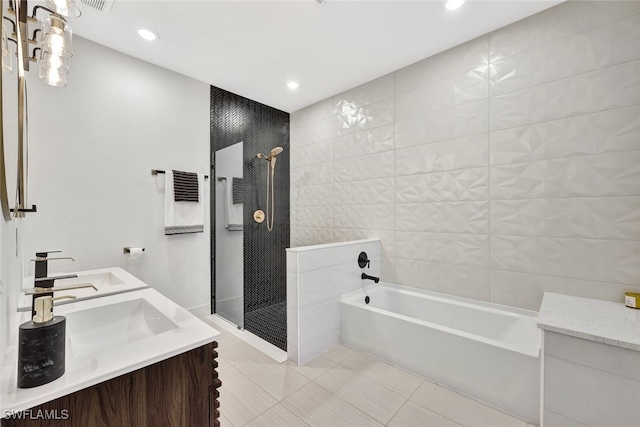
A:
<box><xmin>361</xmin><ymin>273</ymin><xmax>380</xmax><ymax>283</ymax></box>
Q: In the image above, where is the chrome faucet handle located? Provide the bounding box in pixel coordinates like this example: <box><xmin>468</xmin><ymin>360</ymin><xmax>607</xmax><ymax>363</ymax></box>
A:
<box><xmin>31</xmin><ymin>256</ymin><xmax>75</xmax><ymax>262</ymax></box>
<box><xmin>25</xmin><ymin>283</ymin><xmax>97</xmax><ymax>296</ymax></box>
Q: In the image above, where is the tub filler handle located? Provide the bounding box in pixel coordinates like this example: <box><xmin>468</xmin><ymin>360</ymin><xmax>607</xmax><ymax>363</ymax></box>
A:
<box><xmin>358</xmin><ymin>252</ymin><xmax>370</xmax><ymax>269</ymax></box>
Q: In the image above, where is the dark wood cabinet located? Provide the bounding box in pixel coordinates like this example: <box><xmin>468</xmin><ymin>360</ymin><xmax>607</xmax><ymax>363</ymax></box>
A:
<box><xmin>4</xmin><ymin>341</ymin><xmax>221</xmax><ymax>427</ymax></box>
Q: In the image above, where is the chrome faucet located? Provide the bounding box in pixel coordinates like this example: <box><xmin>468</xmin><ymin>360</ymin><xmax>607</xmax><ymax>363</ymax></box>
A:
<box><xmin>361</xmin><ymin>273</ymin><xmax>380</xmax><ymax>283</ymax></box>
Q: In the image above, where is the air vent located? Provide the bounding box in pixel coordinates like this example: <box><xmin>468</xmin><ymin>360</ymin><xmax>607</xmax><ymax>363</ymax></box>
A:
<box><xmin>79</xmin><ymin>0</ymin><xmax>115</xmax><ymax>13</ymax></box>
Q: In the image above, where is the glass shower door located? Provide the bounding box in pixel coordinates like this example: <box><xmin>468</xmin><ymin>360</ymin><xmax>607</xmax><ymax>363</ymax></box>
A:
<box><xmin>214</xmin><ymin>142</ymin><xmax>244</xmax><ymax>328</ymax></box>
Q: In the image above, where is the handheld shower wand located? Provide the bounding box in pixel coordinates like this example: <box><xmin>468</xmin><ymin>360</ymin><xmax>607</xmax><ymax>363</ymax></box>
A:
<box><xmin>256</xmin><ymin>147</ymin><xmax>283</xmax><ymax>231</ymax></box>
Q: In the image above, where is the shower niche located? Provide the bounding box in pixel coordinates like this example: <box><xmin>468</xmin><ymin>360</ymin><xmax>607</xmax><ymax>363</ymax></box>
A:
<box><xmin>210</xmin><ymin>86</ymin><xmax>290</xmax><ymax>351</ymax></box>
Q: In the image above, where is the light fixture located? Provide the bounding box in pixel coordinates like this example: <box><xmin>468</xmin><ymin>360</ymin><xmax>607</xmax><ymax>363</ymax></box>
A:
<box><xmin>286</xmin><ymin>81</ymin><xmax>299</xmax><ymax>90</ymax></box>
<box><xmin>445</xmin><ymin>0</ymin><xmax>465</xmax><ymax>11</ymax></box>
<box><xmin>138</xmin><ymin>28</ymin><xmax>158</xmax><ymax>41</ymax></box>
<box><xmin>3</xmin><ymin>0</ymin><xmax>82</xmax><ymax>86</ymax></box>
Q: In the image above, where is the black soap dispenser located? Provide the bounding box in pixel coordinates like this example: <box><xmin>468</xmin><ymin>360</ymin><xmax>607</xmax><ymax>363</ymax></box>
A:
<box><xmin>18</xmin><ymin>296</ymin><xmax>66</xmax><ymax>388</ymax></box>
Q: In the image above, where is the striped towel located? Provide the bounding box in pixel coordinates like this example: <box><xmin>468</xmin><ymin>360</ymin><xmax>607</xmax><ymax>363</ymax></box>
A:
<box><xmin>173</xmin><ymin>170</ymin><xmax>199</xmax><ymax>202</ymax></box>
<box><xmin>232</xmin><ymin>177</ymin><xmax>243</xmax><ymax>204</ymax></box>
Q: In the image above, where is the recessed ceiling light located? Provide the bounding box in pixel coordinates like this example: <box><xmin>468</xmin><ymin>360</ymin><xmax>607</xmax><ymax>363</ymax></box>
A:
<box><xmin>445</xmin><ymin>0</ymin><xmax>465</xmax><ymax>11</ymax></box>
<box><xmin>287</xmin><ymin>81</ymin><xmax>299</xmax><ymax>90</ymax></box>
<box><xmin>137</xmin><ymin>28</ymin><xmax>158</xmax><ymax>41</ymax></box>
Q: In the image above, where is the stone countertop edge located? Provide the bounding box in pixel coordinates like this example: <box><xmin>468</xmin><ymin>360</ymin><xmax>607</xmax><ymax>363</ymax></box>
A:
<box><xmin>1</xmin><ymin>287</ymin><xmax>221</xmax><ymax>415</ymax></box>
<box><xmin>537</xmin><ymin>292</ymin><xmax>640</xmax><ymax>352</ymax></box>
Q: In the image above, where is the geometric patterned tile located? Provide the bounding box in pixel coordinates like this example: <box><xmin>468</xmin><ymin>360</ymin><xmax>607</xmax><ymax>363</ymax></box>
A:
<box><xmin>334</xmin><ymin>178</ymin><xmax>394</xmax><ymax>205</ymax></box>
<box><xmin>490</xmin><ymin>151</ymin><xmax>640</xmax><ymax>200</ymax></box>
<box><xmin>396</xmin><ymin>201</ymin><xmax>489</xmax><ymax>234</ymax></box>
<box><xmin>334</xmin><ymin>151</ymin><xmax>394</xmax><ymax>183</ymax></box>
<box><xmin>332</xmin><ymin>74</ymin><xmax>394</xmax><ymax>115</ymax></box>
<box><xmin>490</xmin><ymin>105</ymin><xmax>640</xmax><ymax>166</ymax></box>
<box><xmin>395</xmin><ymin>231</ymin><xmax>489</xmax><ymax>268</ymax></box>
<box><xmin>395</xmin><ymin>167</ymin><xmax>489</xmax><ymax>203</ymax></box>
<box><xmin>333</xmin><ymin>124</ymin><xmax>394</xmax><ymax>160</ymax></box>
<box><xmin>395</xmin><ymin>134</ymin><xmax>488</xmax><ymax>176</ymax></box>
<box><xmin>489</xmin><ymin>0</ymin><xmax>640</xmax><ymax>61</ymax></box>
<box><xmin>490</xmin><ymin>60</ymin><xmax>640</xmax><ymax>131</ymax></box>
<box><xmin>334</xmin><ymin>97</ymin><xmax>394</xmax><ymax>137</ymax></box>
<box><xmin>490</xmin><ymin>14</ymin><xmax>640</xmax><ymax>97</ymax></box>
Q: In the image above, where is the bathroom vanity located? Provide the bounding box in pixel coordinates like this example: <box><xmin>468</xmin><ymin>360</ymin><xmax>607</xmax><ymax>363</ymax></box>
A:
<box><xmin>1</xmin><ymin>283</ymin><xmax>221</xmax><ymax>427</ymax></box>
<box><xmin>538</xmin><ymin>293</ymin><xmax>640</xmax><ymax>427</ymax></box>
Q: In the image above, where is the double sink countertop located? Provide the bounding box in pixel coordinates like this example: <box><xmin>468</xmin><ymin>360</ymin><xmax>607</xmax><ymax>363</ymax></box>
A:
<box><xmin>1</xmin><ymin>267</ymin><xmax>220</xmax><ymax>414</ymax></box>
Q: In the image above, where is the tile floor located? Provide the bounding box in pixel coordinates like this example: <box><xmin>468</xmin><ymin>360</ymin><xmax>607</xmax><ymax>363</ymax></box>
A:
<box><xmin>213</xmin><ymin>328</ymin><xmax>536</xmax><ymax>427</ymax></box>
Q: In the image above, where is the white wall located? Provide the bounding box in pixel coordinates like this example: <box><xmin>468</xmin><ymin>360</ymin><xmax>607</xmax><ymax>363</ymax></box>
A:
<box><xmin>290</xmin><ymin>1</ymin><xmax>640</xmax><ymax>311</ymax></box>
<box><xmin>15</xmin><ymin>36</ymin><xmax>210</xmax><ymax>313</ymax></box>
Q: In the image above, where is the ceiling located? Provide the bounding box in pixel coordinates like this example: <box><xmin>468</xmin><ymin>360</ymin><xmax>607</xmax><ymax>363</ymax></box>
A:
<box><xmin>71</xmin><ymin>0</ymin><xmax>562</xmax><ymax>113</ymax></box>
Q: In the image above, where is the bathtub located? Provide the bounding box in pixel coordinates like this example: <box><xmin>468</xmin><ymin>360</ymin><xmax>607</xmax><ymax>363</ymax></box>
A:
<box><xmin>341</xmin><ymin>283</ymin><xmax>541</xmax><ymax>424</ymax></box>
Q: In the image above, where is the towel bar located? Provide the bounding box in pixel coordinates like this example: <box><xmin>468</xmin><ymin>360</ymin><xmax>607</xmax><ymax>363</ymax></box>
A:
<box><xmin>151</xmin><ymin>169</ymin><xmax>209</xmax><ymax>179</ymax></box>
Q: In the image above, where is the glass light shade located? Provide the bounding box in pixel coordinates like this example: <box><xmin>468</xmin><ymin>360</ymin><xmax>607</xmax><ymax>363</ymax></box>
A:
<box><xmin>40</xmin><ymin>51</ymin><xmax>70</xmax><ymax>73</ymax></box>
<box><xmin>42</xmin><ymin>15</ymin><xmax>73</xmax><ymax>58</ymax></box>
<box><xmin>45</xmin><ymin>0</ymin><xmax>81</xmax><ymax>18</ymax></box>
<box><xmin>39</xmin><ymin>65</ymin><xmax>67</xmax><ymax>87</ymax></box>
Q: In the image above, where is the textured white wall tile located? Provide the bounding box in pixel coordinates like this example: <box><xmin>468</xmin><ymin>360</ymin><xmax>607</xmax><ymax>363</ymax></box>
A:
<box><xmin>396</xmin><ymin>231</ymin><xmax>489</xmax><ymax>268</ymax></box>
<box><xmin>490</xmin><ymin>151</ymin><xmax>640</xmax><ymax>200</ymax></box>
<box><xmin>290</xmin><ymin>139</ymin><xmax>333</xmax><ymax>169</ymax></box>
<box><xmin>395</xmin><ymin>36</ymin><xmax>489</xmax><ymax>94</ymax></box>
<box><xmin>490</xmin><ymin>105</ymin><xmax>640</xmax><ymax>165</ymax></box>
<box><xmin>334</xmin><ymin>228</ymin><xmax>395</xmax><ymax>258</ymax></box>
<box><xmin>490</xmin><ymin>236</ymin><xmax>640</xmax><ymax>285</ymax></box>
<box><xmin>333</xmin><ymin>74</ymin><xmax>394</xmax><ymax>114</ymax></box>
<box><xmin>395</xmin><ymin>167</ymin><xmax>489</xmax><ymax>203</ymax></box>
<box><xmin>333</xmin><ymin>124</ymin><xmax>394</xmax><ymax>160</ymax></box>
<box><xmin>334</xmin><ymin>178</ymin><xmax>394</xmax><ymax>205</ymax></box>
<box><xmin>291</xmin><ymin>227</ymin><xmax>334</xmax><ymax>248</ymax></box>
<box><xmin>295</xmin><ymin>240</ymin><xmax>380</xmax><ymax>273</ymax></box>
<box><xmin>395</xmin><ymin>134</ymin><xmax>488</xmax><ymax>175</ymax></box>
<box><xmin>295</xmin><ymin>206</ymin><xmax>334</xmax><ymax>229</ymax></box>
<box><xmin>490</xmin><ymin>270</ymin><xmax>640</xmax><ymax>311</ymax></box>
<box><xmin>396</xmin><ymin>201</ymin><xmax>489</xmax><ymax>234</ymax></box>
<box><xmin>380</xmin><ymin>256</ymin><xmax>396</xmax><ymax>283</ymax></box>
<box><xmin>333</xmin><ymin>204</ymin><xmax>394</xmax><ymax>231</ymax></box>
<box><xmin>491</xmin><ymin>14</ymin><xmax>640</xmax><ymax>97</ymax></box>
<box><xmin>290</xmin><ymin>117</ymin><xmax>333</xmax><ymax>148</ymax></box>
<box><xmin>490</xmin><ymin>60</ymin><xmax>640</xmax><ymax>131</ymax></box>
<box><xmin>490</xmin><ymin>197</ymin><xmax>640</xmax><ymax>240</ymax></box>
<box><xmin>395</xmin><ymin>68</ymin><xmax>488</xmax><ymax>121</ymax></box>
<box><xmin>291</xmin><ymin>184</ymin><xmax>333</xmax><ymax>207</ymax></box>
<box><xmin>395</xmin><ymin>258</ymin><xmax>490</xmax><ymax>301</ymax></box>
<box><xmin>291</xmin><ymin>162</ymin><xmax>333</xmax><ymax>188</ymax></box>
<box><xmin>291</xmin><ymin>98</ymin><xmax>334</xmax><ymax>130</ymax></box>
<box><xmin>489</xmin><ymin>1</ymin><xmax>640</xmax><ymax>61</ymax></box>
<box><xmin>334</xmin><ymin>151</ymin><xmax>394</xmax><ymax>183</ymax></box>
<box><xmin>334</xmin><ymin>97</ymin><xmax>394</xmax><ymax>137</ymax></box>
<box><xmin>396</xmin><ymin>99</ymin><xmax>488</xmax><ymax>148</ymax></box>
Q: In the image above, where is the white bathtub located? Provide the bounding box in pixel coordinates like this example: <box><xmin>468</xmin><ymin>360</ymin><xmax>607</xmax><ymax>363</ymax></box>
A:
<box><xmin>341</xmin><ymin>283</ymin><xmax>541</xmax><ymax>424</ymax></box>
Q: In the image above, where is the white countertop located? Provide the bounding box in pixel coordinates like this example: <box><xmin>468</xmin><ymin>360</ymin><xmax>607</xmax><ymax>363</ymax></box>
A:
<box><xmin>537</xmin><ymin>293</ymin><xmax>640</xmax><ymax>352</ymax></box>
<box><xmin>1</xmin><ymin>287</ymin><xmax>220</xmax><ymax>414</ymax></box>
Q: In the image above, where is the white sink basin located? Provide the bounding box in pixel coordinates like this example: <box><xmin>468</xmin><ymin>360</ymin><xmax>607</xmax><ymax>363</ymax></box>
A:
<box><xmin>18</xmin><ymin>267</ymin><xmax>149</xmax><ymax>312</ymax></box>
<box><xmin>65</xmin><ymin>298</ymin><xmax>179</xmax><ymax>358</ymax></box>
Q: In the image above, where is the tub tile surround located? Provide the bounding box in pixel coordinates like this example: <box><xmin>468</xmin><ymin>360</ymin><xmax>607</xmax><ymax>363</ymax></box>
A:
<box><xmin>290</xmin><ymin>1</ymin><xmax>640</xmax><ymax>311</ymax></box>
<box><xmin>287</xmin><ymin>239</ymin><xmax>380</xmax><ymax>365</ymax></box>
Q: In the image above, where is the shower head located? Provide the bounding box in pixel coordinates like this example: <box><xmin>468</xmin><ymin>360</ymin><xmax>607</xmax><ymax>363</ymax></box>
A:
<box><xmin>256</xmin><ymin>146</ymin><xmax>284</xmax><ymax>161</ymax></box>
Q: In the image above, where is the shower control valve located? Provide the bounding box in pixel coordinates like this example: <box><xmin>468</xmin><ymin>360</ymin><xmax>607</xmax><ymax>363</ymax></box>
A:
<box><xmin>358</xmin><ymin>252</ymin><xmax>370</xmax><ymax>269</ymax></box>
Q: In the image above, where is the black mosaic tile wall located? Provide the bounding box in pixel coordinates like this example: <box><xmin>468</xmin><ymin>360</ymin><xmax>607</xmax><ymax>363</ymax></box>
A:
<box><xmin>210</xmin><ymin>86</ymin><xmax>290</xmax><ymax>351</ymax></box>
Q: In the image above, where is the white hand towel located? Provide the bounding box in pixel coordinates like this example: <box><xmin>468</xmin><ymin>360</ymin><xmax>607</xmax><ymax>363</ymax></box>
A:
<box><xmin>224</xmin><ymin>177</ymin><xmax>243</xmax><ymax>231</ymax></box>
<box><xmin>165</xmin><ymin>170</ymin><xmax>205</xmax><ymax>235</ymax></box>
